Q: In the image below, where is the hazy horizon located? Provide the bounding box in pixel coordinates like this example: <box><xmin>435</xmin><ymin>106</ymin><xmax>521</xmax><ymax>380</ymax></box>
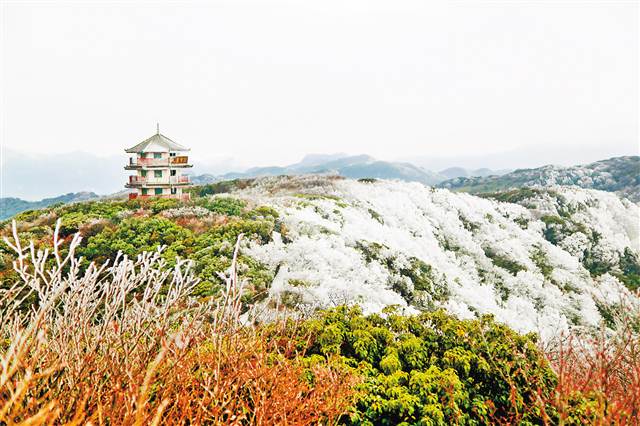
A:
<box><xmin>1</xmin><ymin>0</ymin><xmax>638</xmax><ymax>199</ymax></box>
<box><xmin>2</xmin><ymin>146</ymin><xmax>637</xmax><ymax>201</ymax></box>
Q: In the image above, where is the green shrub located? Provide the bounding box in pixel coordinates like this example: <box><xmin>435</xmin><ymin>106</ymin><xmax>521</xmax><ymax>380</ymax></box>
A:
<box><xmin>80</xmin><ymin>217</ymin><xmax>194</xmax><ymax>264</ymax></box>
<box><xmin>288</xmin><ymin>279</ymin><xmax>312</xmax><ymax>288</ymax></box>
<box><xmin>583</xmin><ymin>253</ymin><xmax>611</xmax><ymax>277</ymax></box>
<box><xmin>55</xmin><ymin>200</ymin><xmax>129</xmax><ymax>220</ymax></box>
<box><xmin>243</xmin><ymin>205</ymin><xmax>279</xmax><ymax>221</ymax></box>
<box><xmin>484</xmin><ymin>248</ymin><xmax>526</xmax><ymax>275</ymax></box>
<box><xmin>368</xmin><ymin>208</ymin><xmax>384</xmax><ymax>225</ymax></box>
<box><xmin>189</xmin><ymin>179</ymin><xmax>255</xmax><ymax>197</ymax></box>
<box><xmin>531</xmin><ymin>245</ymin><xmax>553</xmax><ymax>280</ymax></box>
<box><xmin>200</xmin><ymin>197</ymin><xmax>247</xmax><ymax>216</ymax></box>
<box><xmin>58</xmin><ymin>211</ymin><xmax>98</xmax><ymax>237</ymax></box>
<box><xmin>301</xmin><ymin>306</ymin><xmax>557</xmax><ymax>425</ymax></box>
<box><xmin>615</xmin><ymin>248</ymin><xmax>640</xmax><ymax>291</ymax></box>
<box><xmin>480</xmin><ymin>188</ymin><xmax>546</xmax><ymax>204</ymax></box>
<box><xmin>148</xmin><ymin>198</ymin><xmax>181</xmax><ymax>214</ymax></box>
<box><xmin>12</xmin><ymin>209</ymin><xmax>44</xmax><ymax>223</ymax></box>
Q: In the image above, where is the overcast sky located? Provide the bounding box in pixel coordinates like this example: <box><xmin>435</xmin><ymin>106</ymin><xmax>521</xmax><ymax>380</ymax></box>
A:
<box><xmin>1</xmin><ymin>0</ymin><xmax>638</xmax><ymax>175</ymax></box>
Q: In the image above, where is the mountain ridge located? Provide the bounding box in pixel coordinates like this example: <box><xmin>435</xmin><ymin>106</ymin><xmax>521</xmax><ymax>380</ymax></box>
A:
<box><xmin>0</xmin><ymin>192</ymin><xmax>100</xmax><ymax>220</ymax></box>
<box><xmin>3</xmin><ymin>155</ymin><xmax>636</xmax><ymax>221</ymax></box>
<box><xmin>437</xmin><ymin>156</ymin><xmax>640</xmax><ymax>202</ymax></box>
<box><xmin>190</xmin><ymin>153</ymin><xmax>507</xmax><ymax>187</ymax></box>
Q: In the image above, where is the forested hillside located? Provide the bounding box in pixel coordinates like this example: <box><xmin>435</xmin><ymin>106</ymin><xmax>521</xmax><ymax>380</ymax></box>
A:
<box><xmin>1</xmin><ymin>176</ymin><xmax>638</xmax><ymax>423</ymax></box>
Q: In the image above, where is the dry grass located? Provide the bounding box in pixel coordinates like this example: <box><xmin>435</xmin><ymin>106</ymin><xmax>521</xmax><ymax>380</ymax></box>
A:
<box><xmin>0</xmin><ymin>220</ymin><xmax>356</xmax><ymax>425</ymax></box>
<box><xmin>543</xmin><ymin>302</ymin><xmax>640</xmax><ymax>425</ymax></box>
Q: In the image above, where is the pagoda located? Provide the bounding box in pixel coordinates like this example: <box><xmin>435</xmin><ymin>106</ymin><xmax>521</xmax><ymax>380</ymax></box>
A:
<box><xmin>125</xmin><ymin>125</ymin><xmax>193</xmax><ymax>200</ymax></box>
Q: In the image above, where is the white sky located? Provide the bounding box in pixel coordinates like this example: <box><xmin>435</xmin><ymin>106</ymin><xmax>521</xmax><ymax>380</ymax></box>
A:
<box><xmin>1</xmin><ymin>0</ymin><xmax>638</xmax><ymax>170</ymax></box>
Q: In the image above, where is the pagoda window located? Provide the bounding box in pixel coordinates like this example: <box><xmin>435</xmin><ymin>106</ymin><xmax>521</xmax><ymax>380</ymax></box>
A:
<box><xmin>170</xmin><ymin>170</ymin><xmax>177</xmax><ymax>176</ymax></box>
<box><xmin>142</xmin><ymin>188</ymin><xmax>148</xmax><ymax>195</ymax></box>
<box><xmin>154</xmin><ymin>170</ymin><xmax>162</xmax><ymax>178</ymax></box>
<box><xmin>141</xmin><ymin>170</ymin><xmax>147</xmax><ymax>177</ymax></box>
<box><xmin>154</xmin><ymin>153</ymin><xmax>162</xmax><ymax>159</ymax></box>
<box><xmin>155</xmin><ymin>188</ymin><xmax>163</xmax><ymax>195</ymax></box>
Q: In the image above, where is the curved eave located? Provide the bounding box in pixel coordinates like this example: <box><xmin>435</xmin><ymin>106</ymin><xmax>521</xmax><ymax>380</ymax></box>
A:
<box><xmin>125</xmin><ymin>132</ymin><xmax>190</xmax><ymax>153</ymax></box>
<box><xmin>125</xmin><ymin>147</ymin><xmax>191</xmax><ymax>153</ymax></box>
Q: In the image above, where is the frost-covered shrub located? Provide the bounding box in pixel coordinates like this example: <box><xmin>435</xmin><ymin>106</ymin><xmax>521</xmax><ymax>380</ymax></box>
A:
<box><xmin>161</xmin><ymin>206</ymin><xmax>212</xmax><ymax>219</ymax></box>
<box><xmin>398</xmin><ymin>257</ymin><xmax>449</xmax><ymax>304</ymax></box>
<box><xmin>280</xmin><ymin>290</ymin><xmax>304</xmax><ymax>308</ymax></box>
<box><xmin>355</xmin><ymin>241</ymin><xmax>449</xmax><ymax>307</ymax></box>
<box><xmin>244</xmin><ymin>177</ymin><xmax>638</xmax><ymax>337</ymax></box>
<box><xmin>114</xmin><ymin>209</ymin><xmax>134</xmax><ymax>221</ymax></box>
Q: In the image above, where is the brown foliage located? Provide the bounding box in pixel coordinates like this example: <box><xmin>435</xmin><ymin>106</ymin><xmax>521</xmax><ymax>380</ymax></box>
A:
<box><xmin>543</xmin><ymin>302</ymin><xmax>640</xmax><ymax>425</ymax></box>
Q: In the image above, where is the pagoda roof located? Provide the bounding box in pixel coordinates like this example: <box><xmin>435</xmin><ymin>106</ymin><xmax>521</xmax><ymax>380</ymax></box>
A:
<box><xmin>125</xmin><ymin>132</ymin><xmax>190</xmax><ymax>153</ymax></box>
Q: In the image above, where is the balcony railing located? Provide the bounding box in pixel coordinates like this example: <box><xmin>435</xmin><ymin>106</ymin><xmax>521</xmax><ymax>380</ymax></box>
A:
<box><xmin>170</xmin><ymin>156</ymin><xmax>189</xmax><ymax>165</ymax></box>
<box><xmin>129</xmin><ymin>193</ymin><xmax>191</xmax><ymax>201</ymax></box>
<box><xmin>171</xmin><ymin>176</ymin><xmax>190</xmax><ymax>184</ymax></box>
<box><xmin>128</xmin><ymin>175</ymin><xmax>191</xmax><ymax>185</ymax></box>
<box><xmin>127</xmin><ymin>156</ymin><xmax>190</xmax><ymax>167</ymax></box>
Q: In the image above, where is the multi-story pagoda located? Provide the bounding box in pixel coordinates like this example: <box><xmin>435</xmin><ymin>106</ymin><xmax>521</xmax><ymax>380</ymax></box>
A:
<box><xmin>125</xmin><ymin>126</ymin><xmax>192</xmax><ymax>200</ymax></box>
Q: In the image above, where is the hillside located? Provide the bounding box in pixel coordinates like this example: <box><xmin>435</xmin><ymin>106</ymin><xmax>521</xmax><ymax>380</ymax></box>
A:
<box><xmin>2</xmin><ymin>175</ymin><xmax>638</xmax><ymax>423</ymax></box>
<box><xmin>0</xmin><ymin>191</ymin><xmax>99</xmax><ymax>220</ymax></box>
<box><xmin>437</xmin><ymin>156</ymin><xmax>640</xmax><ymax>201</ymax></box>
<box><xmin>235</xmin><ymin>176</ymin><xmax>638</xmax><ymax>339</ymax></box>
<box><xmin>4</xmin><ymin>176</ymin><xmax>637</xmax><ymax>341</ymax></box>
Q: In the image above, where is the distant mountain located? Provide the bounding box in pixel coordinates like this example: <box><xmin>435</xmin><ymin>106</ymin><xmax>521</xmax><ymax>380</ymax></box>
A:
<box><xmin>1</xmin><ymin>149</ymin><xmax>124</xmax><ymax>200</ymax></box>
<box><xmin>292</xmin><ymin>153</ymin><xmax>349</xmax><ymax>169</ymax></box>
<box><xmin>439</xmin><ymin>167</ymin><xmax>469</xmax><ymax>180</ymax></box>
<box><xmin>5</xmin><ymin>154</ymin><xmax>637</xmax><ymax>221</ymax></box>
<box><xmin>437</xmin><ymin>156</ymin><xmax>640</xmax><ymax>201</ymax></box>
<box><xmin>192</xmin><ymin>154</ymin><xmax>446</xmax><ymax>186</ymax></box>
<box><xmin>0</xmin><ymin>192</ymin><xmax>99</xmax><ymax>220</ymax></box>
<box><xmin>438</xmin><ymin>167</ymin><xmax>511</xmax><ymax>180</ymax></box>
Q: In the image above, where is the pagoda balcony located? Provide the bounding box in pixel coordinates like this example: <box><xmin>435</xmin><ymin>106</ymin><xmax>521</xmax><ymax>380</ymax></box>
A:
<box><xmin>126</xmin><ymin>175</ymin><xmax>191</xmax><ymax>187</ymax></box>
<box><xmin>125</xmin><ymin>156</ymin><xmax>192</xmax><ymax>169</ymax></box>
<box><xmin>128</xmin><ymin>193</ymin><xmax>191</xmax><ymax>201</ymax></box>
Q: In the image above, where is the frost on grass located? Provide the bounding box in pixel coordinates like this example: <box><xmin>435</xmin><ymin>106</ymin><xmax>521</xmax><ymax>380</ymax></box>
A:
<box><xmin>240</xmin><ymin>176</ymin><xmax>639</xmax><ymax>340</ymax></box>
